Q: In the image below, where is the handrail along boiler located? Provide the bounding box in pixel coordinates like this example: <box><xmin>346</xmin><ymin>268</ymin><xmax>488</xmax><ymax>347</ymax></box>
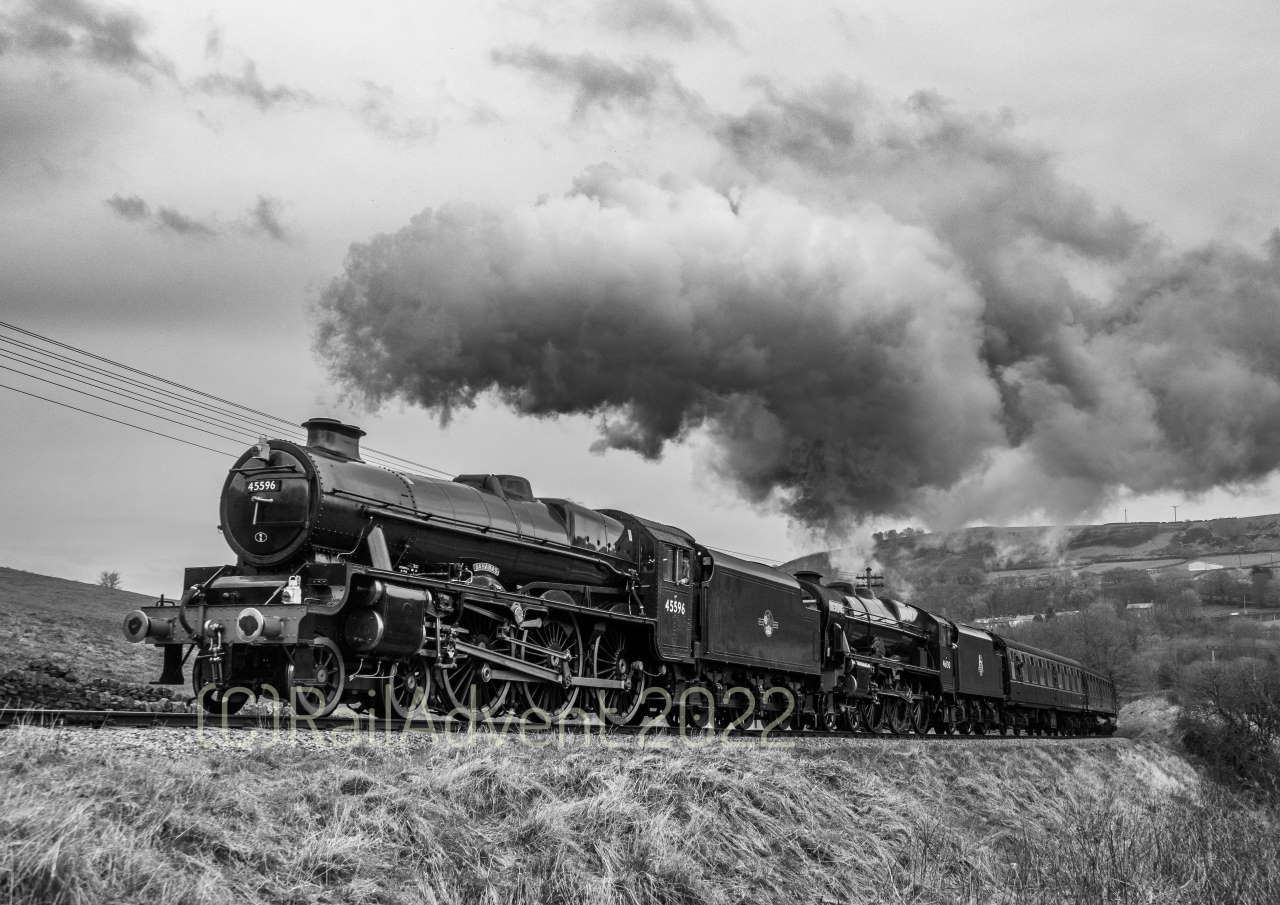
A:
<box><xmin>124</xmin><ymin>418</ymin><xmax>1119</xmax><ymax>733</ymax></box>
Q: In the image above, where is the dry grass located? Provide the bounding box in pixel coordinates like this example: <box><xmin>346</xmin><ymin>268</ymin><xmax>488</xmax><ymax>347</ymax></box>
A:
<box><xmin>3</xmin><ymin>729</ymin><xmax>1266</xmax><ymax>905</ymax></box>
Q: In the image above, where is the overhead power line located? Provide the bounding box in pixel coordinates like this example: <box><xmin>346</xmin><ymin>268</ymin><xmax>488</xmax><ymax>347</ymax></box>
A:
<box><xmin>0</xmin><ymin>381</ymin><xmax>237</xmax><ymax>456</ymax></box>
<box><xmin>0</xmin><ymin>320</ymin><xmax>455</xmax><ymax>478</ymax></box>
<box><xmin>0</xmin><ymin>334</ymin><xmax>302</xmax><ymax>440</ymax></box>
<box><xmin>706</xmin><ymin>544</ymin><xmax>783</xmax><ymax>566</ymax></box>
<box><xmin>0</xmin><ymin>347</ymin><xmax>281</xmax><ymax>443</ymax></box>
<box><xmin>0</xmin><ymin>319</ymin><xmax>298</xmax><ymax>433</ymax></box>
<box><xmin>0</xmin><ymin>360</ymin><xmax>257</xmax><ymax>446</ymax></box>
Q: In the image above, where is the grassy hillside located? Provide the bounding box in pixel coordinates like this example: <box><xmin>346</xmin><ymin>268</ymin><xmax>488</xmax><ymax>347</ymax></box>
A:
<box><xmin>0</xmin><ymin>566</ymin><xmax>187</xmax><ymax>709</ymax></box>
<box><xmin>6</xmin><ymin>726</ymin><xmax>1276</xmax><ymax>905</ymax></box>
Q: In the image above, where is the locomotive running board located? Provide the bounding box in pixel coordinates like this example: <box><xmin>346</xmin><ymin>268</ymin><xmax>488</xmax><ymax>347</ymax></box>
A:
<box><xmin>452</xmin><ymin>640</ymin><xmax>627</xmax><ymax>689</ymax></box>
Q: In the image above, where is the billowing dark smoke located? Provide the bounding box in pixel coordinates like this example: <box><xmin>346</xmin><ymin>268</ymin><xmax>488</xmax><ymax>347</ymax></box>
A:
<box><xmin>315</xmin><ymin>74</ymin><xmax>1280</xmax><ymax>533</ymax></box>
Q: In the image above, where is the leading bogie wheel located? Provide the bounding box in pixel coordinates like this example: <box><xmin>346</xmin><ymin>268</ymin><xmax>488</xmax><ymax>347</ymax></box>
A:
<box><xmin>289</xmin><ymin>637</ymin><xmax>347</xmax><ymax>718</ymax></box>
<box><xmin>193</xmin><ymin>655</ymin><xmax>250</xmax><ymax>716</ymax></box>
<box><xmin>374</xmin><ymin>657</ymin><xmax>431</xmax><ymax>719</ymax></box>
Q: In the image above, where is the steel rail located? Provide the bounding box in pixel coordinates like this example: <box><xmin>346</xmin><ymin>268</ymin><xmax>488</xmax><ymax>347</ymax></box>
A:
<box><xmin>0</xmin><ymin>707</ymin><xmax>1118</xmax><ymax>741</ymax></box>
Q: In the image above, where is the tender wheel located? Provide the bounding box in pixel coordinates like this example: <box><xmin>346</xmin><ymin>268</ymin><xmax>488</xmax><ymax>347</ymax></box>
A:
<box><xmin>672</xmin><ymin>689</ymin><xmax>714</xmax><ymax>733</ymax></box>
<box><xmin>289</xmin><ymin>637</ymin><xmax>347</xmax><ymax>718</ymax></box>
<box><xmin>592</xmin><ymin>629</ymin><xmax>644</xmax><ymax>727</ymax></box>
<box><xmin>374</xmin><ymin>657</ymin><xmax>431</xmax><ymax>719</ymax></box>
<box><xmin>439</xmin><ymin>603</ymin><xmax>514</xmax><ymax>720</ymax></box>
<box><xmin>192</xmin><ymin>655</ymin><xmax>249</xmax><ymax>716</ymax></box>
<box><xmin>520</xmin><ymin>616</ymin><xmax>583</xmax><ymax>721</ymax></box>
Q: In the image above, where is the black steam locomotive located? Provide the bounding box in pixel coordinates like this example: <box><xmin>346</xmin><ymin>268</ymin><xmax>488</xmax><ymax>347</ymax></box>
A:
<box><xmin>124</xmin><ymin>418</ymin><xmax>1118</xmax><ymax>734</ymax></box>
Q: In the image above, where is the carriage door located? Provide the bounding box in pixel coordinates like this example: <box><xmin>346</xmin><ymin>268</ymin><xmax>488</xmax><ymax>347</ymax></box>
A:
<box><xmin>656</xmin><ymin>542</ymin><xmax>694</xmax><ymax>660</ymax></box>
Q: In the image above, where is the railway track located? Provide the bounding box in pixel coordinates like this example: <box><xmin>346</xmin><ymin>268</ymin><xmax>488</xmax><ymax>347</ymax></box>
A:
<box><xmin>0</xmin><ymin>707</ymin><xmax>1117</xmax><ymax>741</ymax></box>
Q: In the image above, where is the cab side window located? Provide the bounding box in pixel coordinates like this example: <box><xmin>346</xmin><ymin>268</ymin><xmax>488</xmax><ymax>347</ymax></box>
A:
<box><xmin>659</xmin><ymin>543</ymin><xmax>676</xmax><ymax>583</ymax></box>
<box><xmin>659</xmin><ymin>544</ymin><xmax>693</xmax><ymax>585</ymax></box>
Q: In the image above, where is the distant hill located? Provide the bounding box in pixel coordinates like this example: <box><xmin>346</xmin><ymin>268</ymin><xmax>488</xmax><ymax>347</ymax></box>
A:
<box><xmin>783</xmin><ymin>513</ymin><xmax>1280</xmax><ymax>589</ymax></box>
<box><xmin>0</xmin><ymin>566</ymin><xmax>156</xmax><ymax>628</ymax></box>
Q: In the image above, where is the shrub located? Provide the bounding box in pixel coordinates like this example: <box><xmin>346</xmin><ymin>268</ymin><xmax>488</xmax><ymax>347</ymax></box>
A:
<box><xmin>1177</xmin><ymin>657</ymin><xmax>1280</xmax><ymax>799</ymax></box>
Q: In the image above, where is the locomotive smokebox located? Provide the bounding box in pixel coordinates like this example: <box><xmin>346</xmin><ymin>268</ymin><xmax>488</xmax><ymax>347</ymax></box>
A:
<box><xmin>303</xmin><ymin>417</ymin><xmax>365</xmax><ymax>462</ymax></box>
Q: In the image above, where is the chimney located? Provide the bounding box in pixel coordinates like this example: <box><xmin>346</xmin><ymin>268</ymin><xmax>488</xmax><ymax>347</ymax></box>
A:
<box><xmin>302</xmin><ymin>418</ymin><xmax>365</xmax><ymax>461</ymax></box>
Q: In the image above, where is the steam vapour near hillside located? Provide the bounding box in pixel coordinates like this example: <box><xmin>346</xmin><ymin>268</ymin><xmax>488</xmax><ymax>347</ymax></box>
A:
<box><xmin>315</xmin><ymin>77</ymin><xmax>1280</xmax><ymax>535</ymax></box>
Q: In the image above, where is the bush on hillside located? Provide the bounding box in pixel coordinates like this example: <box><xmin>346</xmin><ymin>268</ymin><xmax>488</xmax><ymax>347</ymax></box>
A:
<box><xmin>1176</xmin><ymin>657</ymin><xmax>1280</xmax><ymax>800</ymax></box>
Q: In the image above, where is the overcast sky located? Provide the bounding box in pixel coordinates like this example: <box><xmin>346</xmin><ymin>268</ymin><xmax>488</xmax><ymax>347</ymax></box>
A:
<box><xmin>2</xmin><ymin>0</ymin><xmax>1279</xmax><ymax>595</ymax></box>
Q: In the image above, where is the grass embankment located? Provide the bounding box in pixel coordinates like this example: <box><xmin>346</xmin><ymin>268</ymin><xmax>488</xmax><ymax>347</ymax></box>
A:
<box><xmin>0</xmin><ymin>566</ymin><xmax>189</xmax><ymax>709</ymax></box>
<box><xmin>2</xmin><ymin>729</ymin><xmax>1274</xmax><ymax>905</ymax></box>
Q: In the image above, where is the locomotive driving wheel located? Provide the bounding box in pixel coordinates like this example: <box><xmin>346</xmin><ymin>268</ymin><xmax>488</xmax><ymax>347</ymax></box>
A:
<box><xmin>591</xmin><ymin>628</ymin><xmax>644</xmax><ymax>727</ymax></box>
<box><xmin>289</xmin><ymin>637</ymin><xmax>347</xmax><ymax>718</ymax></box>
<box><xmin>439</xmin><ymin>603</ymin><xmax>515</xmax><ymax>721</ymax></box>
<box><xmin>520</xmin><ymin>615</ymin><xmax>583</xmax><ymax>721</ymax></box>
<box><xmin>857</xmin><ymin>698</ymin><xmax>881</xmax><ymax>733</ymax></box>
<box><xmin>908</xmin><ymin>694</ymin><xmax>930</xmax><ymax>735</ymax></box>
<box><xmin>192</xmin><ymin>655</ymin><xmax>249</xmax><ymax>716</ymax></box>
<box><xmin>884</xmin><ymin>697</ymin><xmax>911</xmax><ymax>735</ymax></box>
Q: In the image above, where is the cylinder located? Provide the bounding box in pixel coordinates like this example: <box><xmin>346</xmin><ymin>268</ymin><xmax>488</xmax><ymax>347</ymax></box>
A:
<box><xmin>344</xmin><ymin>609</ymin><xmax>385</xmax><ymax>653</ymax></box>
<box><xmin>342</xmin><ymin>582</ymin><xmax>426</xmax><ymax>656</ymax></box>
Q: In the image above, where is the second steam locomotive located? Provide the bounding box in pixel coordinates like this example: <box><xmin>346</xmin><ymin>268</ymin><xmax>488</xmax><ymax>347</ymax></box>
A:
<box><xmin>125</xmin><ymin>418</ymin><xmax>1118</xmax><ymax>734</ymax></box>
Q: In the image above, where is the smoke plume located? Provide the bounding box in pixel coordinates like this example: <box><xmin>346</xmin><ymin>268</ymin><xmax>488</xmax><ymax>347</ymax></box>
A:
<box><xmin>315</xmin><ymin>75</ymin><xmax>1280</xmax><ymax>534</ymax></box>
